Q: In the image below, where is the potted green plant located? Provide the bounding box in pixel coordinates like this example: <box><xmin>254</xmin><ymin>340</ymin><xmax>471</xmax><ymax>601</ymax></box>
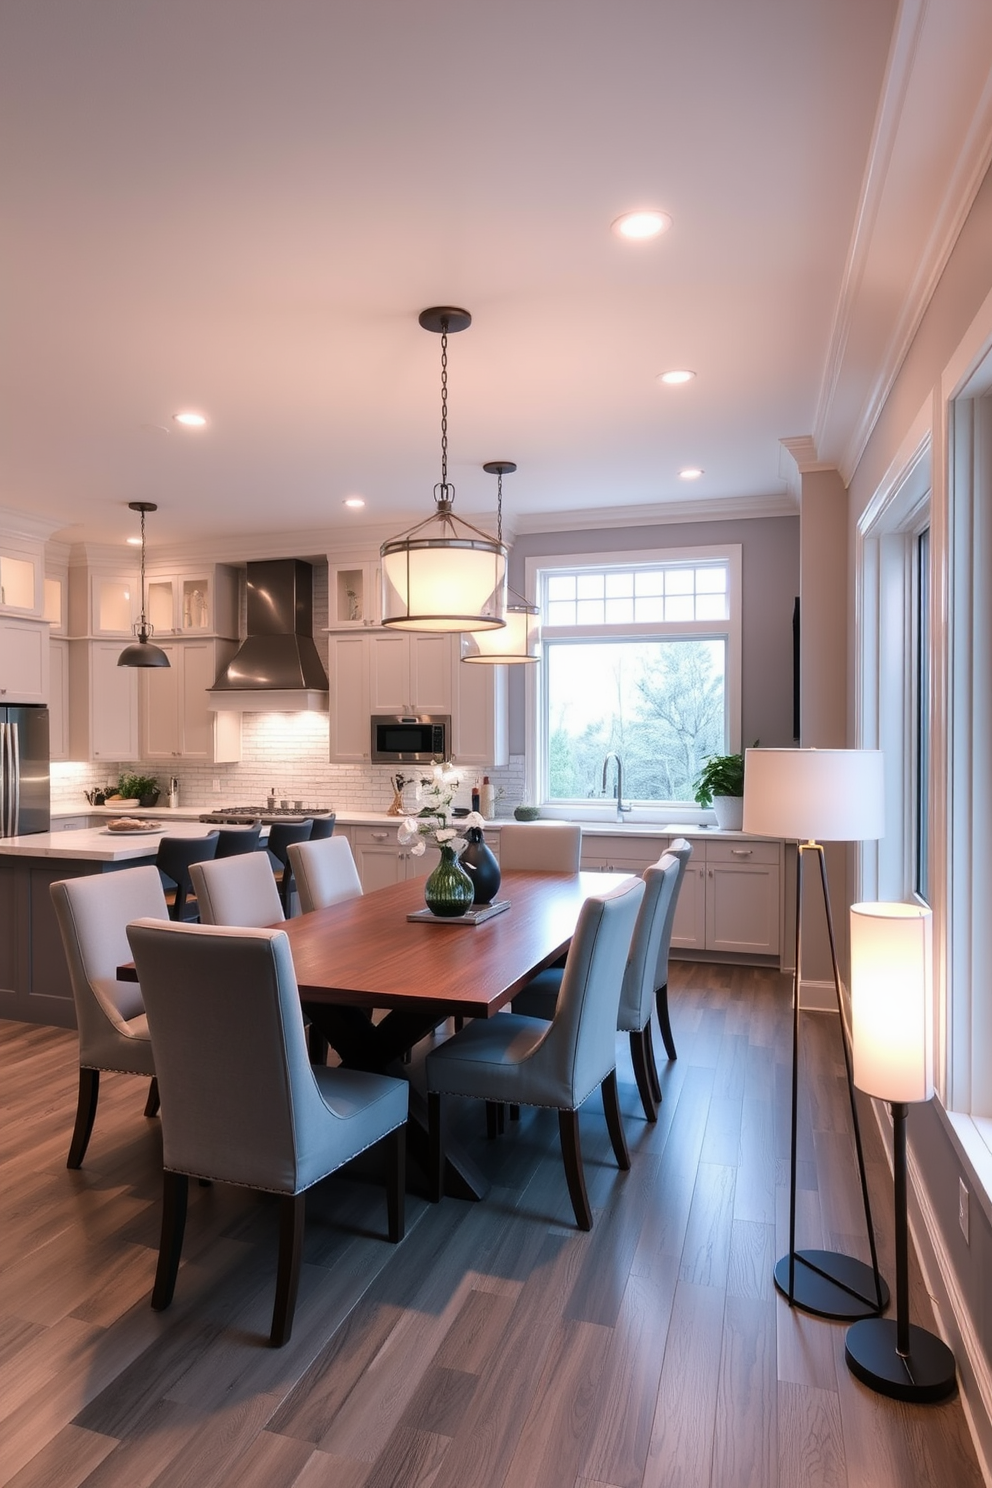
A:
<box><xmin>118</xmin><ymin>772</ymin><xmax>161</xmax><ymax>809</ymax></box>
<box><xmin>693</xmin><ymin>751</ymin><xmax>746</xmax><ymax>830</ymax></box>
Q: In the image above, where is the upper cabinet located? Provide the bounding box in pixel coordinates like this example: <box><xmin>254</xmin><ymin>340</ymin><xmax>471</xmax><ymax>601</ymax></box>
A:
<box><xmin>43</xmin><ymin>568</ymin><xmax>67</xmax><ymax>634</ymax></box>
<box><xmin>368</xmin><ymin>631</ymin><xmax>451</xmax><ymax>714</ymax></box>
<box><xmin>144</xmin><ymin>567</ymin><xmax>239</xmax><ymax>639</ymax></box>
<box><xmin>0</xmin><ymin>617</ymin><xmax>49</xmax><ymax>705</ymax></box>
<box><xmin>0</xmin><ymin>540</ymin><xmax>44</xmax><ymax>618</ymax></box>
<box><xmin>328</xmin><ymin>560</ymin><xmax>381</xmax><ymax>628</ymax></box>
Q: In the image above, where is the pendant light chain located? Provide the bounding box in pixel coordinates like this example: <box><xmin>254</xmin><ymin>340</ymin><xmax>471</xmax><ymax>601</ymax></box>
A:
<box><xmin>138</xmin><ymin>505</ymin><xmax>148</xmax><ymax>629</ymax></box>
<box><xmin>439</xmin><ymin>318</ymin><xmax>449</xmax><ymax>495</ymax></box>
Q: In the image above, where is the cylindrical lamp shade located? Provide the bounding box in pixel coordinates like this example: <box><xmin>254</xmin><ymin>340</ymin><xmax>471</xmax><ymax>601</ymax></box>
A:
<box><xmin>742</xmin><ymin>748</ymin><xmax>885</xmax><ymax>842</ymax></box>
<box><xmin>461</xmin><ymin>603</ymin><xmax>540</xmax><ymax>663</ymax></box>
<box><xmin>850</xmin><ymin>902</ymin><xmax>933</xmax><ymax>1103</ymax></box>
<box><xmin>381</xmin><ymin>536</ymin><xmax>506</xmax><ymax>632</ymax></box>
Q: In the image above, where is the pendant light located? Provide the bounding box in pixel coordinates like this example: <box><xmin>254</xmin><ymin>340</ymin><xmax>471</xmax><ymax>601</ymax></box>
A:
<box><xmin>461</xmin><ymin>461</ymin><xmax>540</xmax><ymax>664</ymax></box>
<box><xmin>118</xmin><ymin>501</ymin><xmax>170</xmax><ymax>667</ymax></box>
<box><xmin>380</xmin><ymin>307</ymin><xmax>507</xmax><ymax>632</ymax></box>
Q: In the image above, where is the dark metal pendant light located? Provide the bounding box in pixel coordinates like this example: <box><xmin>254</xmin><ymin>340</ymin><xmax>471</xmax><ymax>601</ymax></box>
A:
<box><xmin>462</xmin><ymin>461</ymin><xmax>541</xmax><ymax>664</ymax></box>
<box><xmin>118</xmin><ymin>501</ymin><xmax>170</xmax><ymax>667</ymax></box>
<box><xmin>380</xmin><ymin>307</ymin><xmax>507</xmax><ymax>632</ymax></box>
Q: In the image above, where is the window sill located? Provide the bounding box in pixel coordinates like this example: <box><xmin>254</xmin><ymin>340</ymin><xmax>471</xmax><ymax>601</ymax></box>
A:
<box><xmin>940</xmin><ymin>1106</ymin><xmax>992</xmax><ymax>1233</ymax></box>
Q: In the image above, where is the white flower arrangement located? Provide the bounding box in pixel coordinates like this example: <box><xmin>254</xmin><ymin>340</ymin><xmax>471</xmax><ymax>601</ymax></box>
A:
<box><xmin>396</xmin><ymin>761</ymin><xmax>485</xmax><ymax>856</ymax></box>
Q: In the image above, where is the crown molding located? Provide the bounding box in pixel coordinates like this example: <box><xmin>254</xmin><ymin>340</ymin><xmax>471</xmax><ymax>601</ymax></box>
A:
<box><xmin>512</xmin><ymin>492</ymin><xmax>797</xmax><ymax>534</ymax></box>
<box><xmin>0</xmin><ymin>505</ymin><xmax>63</xmax><ymax>543</ymax></box>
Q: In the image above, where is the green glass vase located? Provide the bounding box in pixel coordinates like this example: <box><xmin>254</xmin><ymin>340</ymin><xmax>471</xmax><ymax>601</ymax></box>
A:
<box><xmin>424</xmin><ymin>842</ymin><xmax>475</xmax><ymax>917</ymax></box>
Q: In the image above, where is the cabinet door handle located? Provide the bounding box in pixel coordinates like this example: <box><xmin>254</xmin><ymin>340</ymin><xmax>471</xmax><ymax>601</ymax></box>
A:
<box><xmin>731</xmin><ymin>848</ymin><xmax>753</xmax><ymax>856</ymax></box>
<box><xmin>371</xmin><ymin>831</ymin><xmax>388</xmax><ymax>841</ymax></box>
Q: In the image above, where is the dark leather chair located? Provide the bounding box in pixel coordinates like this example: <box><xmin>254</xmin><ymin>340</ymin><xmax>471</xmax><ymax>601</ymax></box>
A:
<box><xmin>266</xmin><ymin>820</ymin><xmax>314</xmax><ymax>915</ymax></box>
<box><xmin>307</xmin><ymin>814</ymin><xmax>336</xmax><ymax>840</ymax></box>
<box><xmin>156</xmin><ymin>833</ymin><xmax>219</xmax><ymax>921</ymax></box>
<box><xmin>213</xmin><ymin>822</ymin><xmax>263</xmax><ymax>857</ymax></box>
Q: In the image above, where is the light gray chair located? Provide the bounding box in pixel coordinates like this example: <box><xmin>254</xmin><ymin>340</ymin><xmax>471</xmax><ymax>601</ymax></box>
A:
<box><xmin>512</xmin><ymin>853</ymin><xmax>682</xmax><ymax>1122</ymax></box>
<box><xmin>190</xmin><ymin>850</ymin><xmax>284</xmax><ymax>928</ymax></box>
<box><xmin>655</xmin><ymin>837</ymin><xmax>692</xmax><ymax>1059</ymax></box>
<box><xmin>497</xmin><ymin>821</ymin><xmax>582</xmax><ymax>871</ymax></box>
<box><xmin>287</xmin><ymin>835</ymin><xmax>363</xmax><ymax>914</ymax></box>
<box><xmin>426</xmin><ymin>875</ymin><xmax>644</xmax><ymax>1230</ymax></box>
<box><xmin>126</xmin><ymin>918</ymin><xmax>408</xmax><ymax>1347</ymax></box>
<box><xmin>50</xmin><ymin>865</ymin><xmax>170</xmax><ymax>1168</ymax></box>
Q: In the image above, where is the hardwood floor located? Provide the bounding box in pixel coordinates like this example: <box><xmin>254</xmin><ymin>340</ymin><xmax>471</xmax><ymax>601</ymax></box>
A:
<box><xmin>0</xmin><ymin>964</ymin><xmax>984</xmax><ymax>1488</ymax></box>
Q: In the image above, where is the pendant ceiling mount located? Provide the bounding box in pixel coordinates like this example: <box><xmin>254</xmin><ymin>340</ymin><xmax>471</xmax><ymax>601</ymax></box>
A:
<box><xmin>118</xmin><ymin>501</ymin><xmax>170</xmax><ymax>668</ymax></box>
<box><xmin>380</xmin><ymin>306</ymin><xmax>507</xmax><ymax>633</ymax></box>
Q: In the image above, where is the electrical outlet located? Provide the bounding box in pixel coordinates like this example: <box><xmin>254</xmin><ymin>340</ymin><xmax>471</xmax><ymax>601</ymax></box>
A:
<box><xmin>212</xmin><ymin>778</ymin><xmax>221</xmax><ymax>793</ymax></box>
<box><xmin>959</xmin><ymin>1177</ymin><xmax>970</xmax><ymax>1244</ymax></box>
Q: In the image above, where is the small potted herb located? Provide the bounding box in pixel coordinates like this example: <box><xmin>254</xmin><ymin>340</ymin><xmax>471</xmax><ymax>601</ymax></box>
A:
<box><xmin>118</xmin><ymin>772</ymin><xmax>161</xmax><ymax>809</ymax></box>
<box><xmin>693</xmin><ymin>751</ymin><xmax>746</xmax><ymax>831</ymax></box>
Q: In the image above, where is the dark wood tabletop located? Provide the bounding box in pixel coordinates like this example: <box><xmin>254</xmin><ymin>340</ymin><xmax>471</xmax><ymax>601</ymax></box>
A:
<box><xmin>277</xmin><ymin>869</ymin><xmax>635</xmax><ymax>1018</ymax></box>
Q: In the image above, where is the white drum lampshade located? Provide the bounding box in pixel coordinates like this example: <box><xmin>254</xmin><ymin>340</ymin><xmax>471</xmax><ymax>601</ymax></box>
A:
<box><xmin>381</xmin><ymin>533</ymin><xmax>506</xmax><ymax>632</ymax></box>
<box><xmin>850</xmin><ymin>902</ymin><xmax>933</xmax><ymax>1104</ymax></box>
<box><xmin>743</xmin><ymin>748</ymin><xmax>885</xmax><ymax>842</ymax></box>
<box><xmin>461</xmin><ymin>601</ymin><xmax>539</xmax><ymax>662</ymax></box>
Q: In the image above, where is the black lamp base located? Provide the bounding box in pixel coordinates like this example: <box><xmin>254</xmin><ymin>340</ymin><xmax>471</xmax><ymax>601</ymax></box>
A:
<box><xmin>845</xmin><ymin>1318</ymin><xmax>957</xmax><ymax>1402</ymax></box>
<box><xmin>774</xmin><ymin>1249</ymin><xmax>889</xmax><ymax>1320</ymax></box>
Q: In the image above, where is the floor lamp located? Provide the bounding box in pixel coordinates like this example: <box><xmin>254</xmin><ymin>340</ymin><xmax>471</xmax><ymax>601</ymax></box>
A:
<box><xmin>845</xmin><ymin>902</ymin><xmax>956</xmax><ymax>1401</ymax></box>
<box><xmin>743</xmin><ymin>748</ymin><xmax>890</xmax><ymax>1320</ymax></box>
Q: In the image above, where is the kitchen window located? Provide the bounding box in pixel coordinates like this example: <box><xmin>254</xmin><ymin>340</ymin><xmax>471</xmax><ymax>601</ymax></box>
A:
<box><xmin>525</xmin><ymin>545</ymin><xmax>742</xmax><ymax>812</ymax></box>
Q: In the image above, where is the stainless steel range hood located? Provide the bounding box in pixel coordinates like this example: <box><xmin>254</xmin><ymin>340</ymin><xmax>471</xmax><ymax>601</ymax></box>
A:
<box><xmin>208</xmin><ymin>559</ymin><xmax>329</xmax><ymax>712</ymax></box>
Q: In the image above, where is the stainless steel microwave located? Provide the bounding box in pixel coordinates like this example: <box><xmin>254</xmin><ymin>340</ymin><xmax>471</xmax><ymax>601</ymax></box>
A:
<box><xmin>371</xmin><ymin>714</ymin><xmax>450</xmax><ymax>763</ymax></box>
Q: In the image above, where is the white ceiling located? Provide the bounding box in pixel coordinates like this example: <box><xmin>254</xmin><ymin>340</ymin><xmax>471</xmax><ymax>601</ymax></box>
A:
<box><xmin>3</xmin><ymin>0</ymin><xmax>992</xmax><ymax>553</ymax></box>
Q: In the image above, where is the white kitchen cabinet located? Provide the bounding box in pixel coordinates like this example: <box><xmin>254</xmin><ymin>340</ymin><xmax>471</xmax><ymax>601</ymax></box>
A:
<box><xmin>0</xmin><ymin>617</ymin><xmax>49</xmax><ymax>704</ymax></box>
<box><xmin>327</xmin><ymin>560</ymin><xmax>381</xmax><ymax>628</ymax></box>
<box><xmin>44</xmin><ymin>568</ymin><xmax>67</xmax><ymax>633</ymax></box>
<box><xmin>450</xmin><ymin>651</ymin><xmax>508</xmax><ymax>767</ymax></box>
<box><xmin>140</xmin><ymin>639</ymin><xmax>241</xmax><ymax>763</ymax></box>
<box><xmin>352</xmin><ymin>824</ymin><xmax>439</xmax><ymax>892</ymax></box>
<box><xmin>49</xmin><ymin>638</ymin><xmax>69</xmax><ymax>760</ymax></box>
<box><xmin>328</xmin><ymin>632</ymin><xmax>372</xmax><ymax>762</ymax></box>
<box><xmin>368</xmin><ymin>631</ymin><xmax>451</xmax><ymax>713</ymax></box>
<box><xmin>0</xmin><ymin>541</ymin><xmax>43</xmax><ymax>617</ymax></box>
<box><xmin>68</xmin><ymin>640</ymin><xmax>138</xmax><ymax>761</ymax></box>
<box><xmin>145</xmin><ymin>565</ymin><xmax>239</xmax><ymax>639</ymax></box>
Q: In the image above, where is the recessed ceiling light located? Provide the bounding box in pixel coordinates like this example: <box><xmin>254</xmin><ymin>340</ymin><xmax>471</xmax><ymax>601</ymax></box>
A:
<box><xmin>679</xmin><ymin>467</ymin><xmax>704</xmax><ymax>481</ymax></box>
<box><xmin>659</xmin><ymin>369</ymin><xmax>695</xmax><ymax>385</ymax></box>
<box><xmin>126</xmin><ymin>536</ymin><xmax>142</xmax><ymax>545</ymax></box>
<box><xmin>343</xmin><ymin>496</ymin><xmax>366</xmax><ymax>509</ymax></box>
<box><xmin>173</xmin><ymin>410</ymin><xmax>207</xmax><ymax>428</ymax></box>
<box><xmin>612</xmin><ymin>209</ymin><xmax>672</xmax><ymax>241</ymax></box>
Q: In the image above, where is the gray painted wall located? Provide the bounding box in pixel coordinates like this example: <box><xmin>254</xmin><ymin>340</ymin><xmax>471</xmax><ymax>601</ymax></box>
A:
<box><xmin>507</xmin><ymin>514</ymin><xmax>800</xmax><ymax>759</ymax></box>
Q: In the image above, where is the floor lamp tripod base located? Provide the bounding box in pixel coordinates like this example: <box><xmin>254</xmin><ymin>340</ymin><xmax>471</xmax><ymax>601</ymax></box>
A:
<box><xmin>774</xmin><ymin>1250</ymin><xmax>890</xmax><ymax>1321</ymax></box>
<box><xmin>845</xmin><ymin>1319</ymin><xmax>956</xmax><ymax>1403</ymax></box>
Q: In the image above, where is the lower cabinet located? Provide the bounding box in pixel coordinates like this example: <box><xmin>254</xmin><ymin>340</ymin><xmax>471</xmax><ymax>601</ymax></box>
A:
<box><xmin>140</xmin><ymin>639</ymin><xmax>241</xmax><ymax>764</ymax></box>
<box><xmin>352</xmin><ymin>825</ymin><xmax>439</xmax><ymax>893</ymax></box>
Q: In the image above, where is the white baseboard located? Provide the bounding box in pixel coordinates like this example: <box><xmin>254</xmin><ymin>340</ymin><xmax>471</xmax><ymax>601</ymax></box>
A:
<box><xmin>799</xmin><ymin>977</ymin><xmax>838</xmax><ymax>1012</ymax></box>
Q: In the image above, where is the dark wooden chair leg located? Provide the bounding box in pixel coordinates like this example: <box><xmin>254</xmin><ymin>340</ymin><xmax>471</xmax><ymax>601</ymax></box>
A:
<box><xmin>486</xmin><ymin>1100</ymin><xmax>500</xmax><ymax>1139</ymax></box>
<box><xmin>152</xmin><ymin>1170</ymin><xmax>189</xmax><ymax>1311</ymax></box>
<box><xmin>427</xmin><ymin>1091</ymin><xmax>444</xmax><ymax>1202</ymax></box>
<box><xmin>629</xmin><ymin>1029</ymin><xmax>658</xmax><ymax>1122</ymax></box>
<box><xmin>270</xmin><ymin>1191</ymin><xmax>306</xmax><ymax>1346</ymax></box>
<box><xmin>144</xmin><ymin>1076</ymin><xmax>160</xmax><ymax>1118</ymax></box>
<box><xmin>655</xmin><ymin>980</ymin><xmax>677</xmax><ymax>1060</ymax></box>
<box><xmin>385</xmin><ymin>1124</ymin><xmax>405</xmax><ymax>1243</ymax></box>
<box><xmin>509</xmin><ymin>1104</ymin><xmax>520</xmax><ymax>1121</ymax></box>
<box><xmin>557</xmin><ymin>1108</ymin><xmax>592</xmax><ymax>1230</ymax></box>
<box><xmin>602</xmin><ymin>1069</ymin><xmax>631</xmax><ymax>1170</ymax></box>
<box><xmin>67</xmin><ymin>1067</ymin><xmax>100</xmax><ymax>1169</ymax></box>
<box><xmin>307</xmin><ymin>1022</ymin><xmax>328</xmax><ymax>1065</ymax></box>
<box><xmin>644</xmin><ymin>1023</ymin><xmax>662</xmax><ymax>1103</ymax></box>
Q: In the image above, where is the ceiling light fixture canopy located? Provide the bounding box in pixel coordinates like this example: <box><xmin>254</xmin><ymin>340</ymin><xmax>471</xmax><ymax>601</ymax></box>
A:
<box><xmin>462</xmin><ymin>461</ymin><xmax>540</xmax><ymax>665</ymax></box>
<box><xmin>118</xmin><ymin>501</ymin><xmax>170</xmax><ymax>668</ymax></box>
<box><xmin>380</xmin><ymin>307</ymin><xmax>507</xmax><ymax>632</ymax></box>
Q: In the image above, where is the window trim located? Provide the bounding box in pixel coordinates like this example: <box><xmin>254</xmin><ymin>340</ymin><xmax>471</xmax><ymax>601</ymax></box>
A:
<box><xmin>524</xmin><ymin>543</ymin><xmax>742</xmax><ymax>820</ymax></box>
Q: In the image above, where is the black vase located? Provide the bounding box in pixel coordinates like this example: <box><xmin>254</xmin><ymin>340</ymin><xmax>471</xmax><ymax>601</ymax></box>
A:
<box><xmin>459</xmin><ymin>826</ymin><xmax>501</xmax><ymax>905</ymax></box>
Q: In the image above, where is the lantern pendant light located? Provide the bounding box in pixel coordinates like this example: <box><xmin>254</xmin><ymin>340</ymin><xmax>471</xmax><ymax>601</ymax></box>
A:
<box><xmin>118</xmin><ymin>501</ymin><xmax>170</xmax><ymax>667</ymax></box>
<box><xmin>461</xmin><ymin>461</ymin><xmax>541</xmax><ymax>664</ymax></box>
<box><xmin>380</xmin><ymin>307</ymin><xmax>507</xmax><ymax>632</ymax></box>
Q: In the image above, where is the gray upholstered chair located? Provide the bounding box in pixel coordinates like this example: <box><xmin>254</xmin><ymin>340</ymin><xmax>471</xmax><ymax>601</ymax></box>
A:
<box><xmin>126</xmin><ymin>918</ymin><xmax>408</xmax><ymax>1347</ymax></box>
<box><xmin>512</xmin><ymin>853</ymin><xmax>681</xmax><ymax>1122</ymax></box>
<box><xmin>496</xmin><ymin>821</ymin><xmax>582</xmax><ymax>871</ymax></box>
<box><xmin>190</xmin><ymin>850</ymin><xmax>285</xmax><ymax>928</ymax></box>
<box><xmin>655</xmin><ymin>837</ymin><xmax>692</xmax><ymax>1059</ymax></box>
<box><xmin>50</xmin><ymin>865</ymin><xmax>169</xmax><ymax>1168</ymax></box>
<box><xmin>287</xmin><ymin>835</ymin><xmax>363</xmax><ymax>914</ymax></box>
<box><xmin>425</xmin><ymin>875</ymin><xmax>644</xmax><ymax>1230</ymax></box>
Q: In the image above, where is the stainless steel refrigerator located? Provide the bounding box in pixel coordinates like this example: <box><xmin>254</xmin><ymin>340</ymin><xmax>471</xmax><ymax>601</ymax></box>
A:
<box><xmin>0</xmin><ymin>705</ymin><xmax>50</xmax><ymax>836</ymax></box>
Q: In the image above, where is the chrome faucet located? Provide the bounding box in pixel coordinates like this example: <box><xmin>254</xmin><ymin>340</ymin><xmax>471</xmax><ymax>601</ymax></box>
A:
<box><xmin>602</xmin><ymin>752</ymin><xmax>630</xmax><ymax>822</ymax></box>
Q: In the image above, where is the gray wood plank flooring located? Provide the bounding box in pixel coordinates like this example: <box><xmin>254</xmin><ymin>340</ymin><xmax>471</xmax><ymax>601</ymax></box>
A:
<box><xmin>0</xmin><ymin>964</ymin><xmax>984</xmax><ymax>1488</ymax></box>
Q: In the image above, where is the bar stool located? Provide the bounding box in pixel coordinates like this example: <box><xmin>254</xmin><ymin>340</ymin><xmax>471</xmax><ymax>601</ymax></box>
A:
<box><xmin>266</xmin><ymin>820</ymin><xmax>313</xmax><ymax>915</ymax></box>
<box><xmin>307</xmin><ymin>814</ymin><xmax>336</xmax><ymax>840</ymax></box>
<box><xmin>213</xmin><ymin>822</ymin><xmax>263</xmax><ymax>857</ymax></box>
<box><xmin>156</xmin><ymin>833</ymin><xmax>219</xmax><ymax>921</ymax></box>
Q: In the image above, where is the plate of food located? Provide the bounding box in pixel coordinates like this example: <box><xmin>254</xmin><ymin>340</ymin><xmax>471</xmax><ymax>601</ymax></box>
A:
<box><xmin>102</xmin><ymin>818</ymin><xmax>164</xmax><ymax>835</ymax></box>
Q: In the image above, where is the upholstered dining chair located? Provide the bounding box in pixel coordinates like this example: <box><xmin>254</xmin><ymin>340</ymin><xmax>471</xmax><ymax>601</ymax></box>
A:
<box><xmin>213</xmin><ymin>822</ymin><xmax>263</xmax><ymax>857</ymax></box>
<box><xmin>654</xmin><ymin>837</ymin><xmax>692</xmax><ymax>1060</ymax></box>
<box><xmin>50</xmin><ymin>865</ymin><xmax>169</xmax><ymax>1168</ymax></box>
<box><xmin>512</xmin><ymin>853</ymin><xmax>681</xmax><ymax>1122</ymax></box>
<box><xmin>126</xmin><ymin>919</ymin><xmax>408</xmax><ymax>1346</ymax></box>
<box><xmin>425</xmin><ymin>875</ymin><xmax>644</xmax><ymax>1230</ymax></box>
<box><xmin>287</xmin><ymin>835</ymin><xmax>362</xmax><ymax>914</ymax></box>
<box><xmin>306</xmin><ymin>814</ymin><xmax>337</xmax><ymax>840</ymax></box>
<box><xmin>155</xmin><ymin>833</ymin><xmax>219</xmax><ymax>920</ymax></box>
<box><xmin>266</xmin><ymin>820</ymin><xmax>314</xmax><ymax>915</ymax></box>
<box><xmin>190</xmin><ymin>850</ymin><xmax>284</xmax><ymax>928</ymax></box>
<box><xmin>496</xmin><ymin>821</ymin><xmax>582</xmax><ymax>872</ymax></box>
